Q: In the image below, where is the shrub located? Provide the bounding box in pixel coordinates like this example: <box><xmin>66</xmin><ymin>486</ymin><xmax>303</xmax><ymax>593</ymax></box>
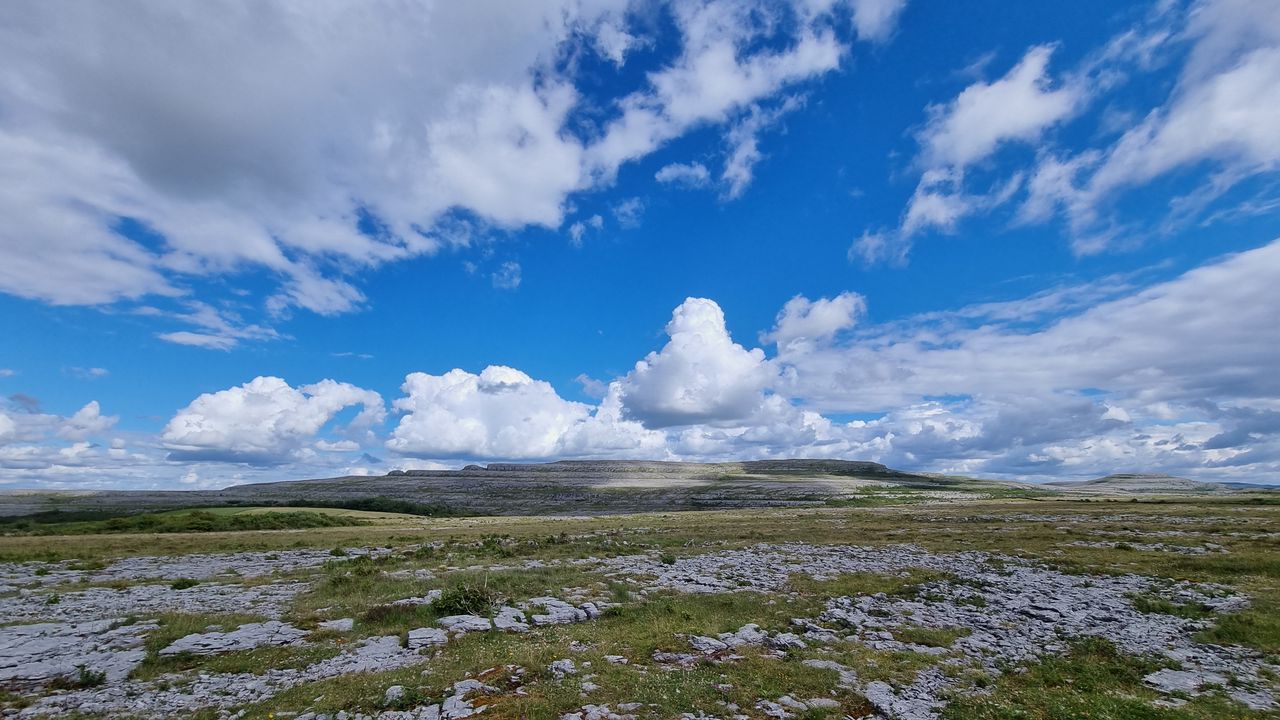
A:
<box><xmin>433</xmin><ymin>584</ymin><xmax>499</xmax><ymax>616</ymax></box>
<box><xmin>170</xmin><ymin>578</ymin><xmax>199</xmax><ymax>590</ymax></box>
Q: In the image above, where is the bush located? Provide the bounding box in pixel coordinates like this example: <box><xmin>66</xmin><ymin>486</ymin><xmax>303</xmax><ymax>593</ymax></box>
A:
<box><xmin>170</xmin><ymin>578</ymin><xmax>199</xmax><ymax>590</ymax></box>
<box><xmin>433</xmin><ymin>584</ymin><xmax>499</xmax><ymax>616</ymax></box>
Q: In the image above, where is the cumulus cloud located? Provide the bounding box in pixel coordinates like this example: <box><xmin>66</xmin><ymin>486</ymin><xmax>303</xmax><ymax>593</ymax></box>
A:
<box><xmin>765</xmin><ymin>292</ymin><xmax>866</xmax><ymax>351</ymax></box>
<box><xmin>619</xmin><ymin>298</ymin><xmax>774</xmax><ymax>427</ymax></box>
<box><xmin>6</xmin><ymin>238</ymin><xmax>1280</xmax><ymax>485</ymax></box>
<box><xmin>162</xmin><ymin>376</ymin><xmax>385</xmax><ymax>464</ymax></box>
<box><xmin>387</xmin><ymin>366</ymin><xmax>661</xmax><ymax>459</ymax></box>
<box><xmin>58</xmin><ymin>401</ymin><xmax>117</xmax><ymax>441</ymax></box>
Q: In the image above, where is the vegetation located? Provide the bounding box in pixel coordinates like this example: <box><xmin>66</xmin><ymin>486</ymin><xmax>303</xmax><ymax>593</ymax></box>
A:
<box><xmin>942</xmin><ymin>637</ymin><xmax>1245</xmax><ymax>719</ymax></box>
<box><xmin>275</xmin><ymin>496</ymin><xmax>468</xmax><ymax>518</ymax></box>
<box><xmin>1</xmin><ymin>509</ymin><xmax>367</xmax><ymax>536</ymax></box>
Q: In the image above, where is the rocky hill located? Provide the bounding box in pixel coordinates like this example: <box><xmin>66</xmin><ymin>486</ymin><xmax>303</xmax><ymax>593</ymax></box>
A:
<box><xmin>0</xmin><ymin>459</ymin><xmax>1012</xmax><ymax>518</ymax></box>
<box><xmin>1046</xmin><ymin>473</ymin><xmax>1230</xmax><ymax>494</ymax></box>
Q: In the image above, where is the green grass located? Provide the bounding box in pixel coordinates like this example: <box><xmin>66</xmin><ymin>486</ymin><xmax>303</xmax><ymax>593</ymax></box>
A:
<box><xmin>131</xmin><ymin>612</ymin><xmax>269</xmax><ymax>680</ymax></box>
<box><xmin>1196</xmin><ymin>598</ymin><xmax>1280</xmax><ymax>654</ymax></box>
<box><xmin>891</xmin><ymin>624</ymin><xmax>971</xmax><ymax>647</ymax></box>
<box><xmin>941</xmin><ymin>637</ymin><xmax>1264</xmax><ymax>719</ymax></box>
<box><xmin>0</xmin><ymin>495</ymin><xmax>1277</xmax><ymax>718</ymax></box>
<box><xmin>3</xmin><ymin>509</ymin><xmax>368</xmax><ymax>536</ymax></box>
<box><xmin>1129</xmin><ymin>593</ymin><xmax>1215</xmax><ymax>620</ymax></box>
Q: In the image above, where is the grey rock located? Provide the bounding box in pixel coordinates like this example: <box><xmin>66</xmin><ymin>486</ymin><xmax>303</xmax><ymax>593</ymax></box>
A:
<box><xmin>493</xmin><ymin>606</ymin><xmax>530</xmax><ymax>632</ymax></box>
<box><xmin>407</xmin><ymin>627</ymin><xmax>449</xmax><ymax>650</ymax></box>
<box><xmin>436</xmin><ymin>615</ymin><xmax>492</xmax><ymax>634</ymax></box>
<box><xmin>158</xmin><ymin>620</ymin><xmax>307</xmax><ymax>656</ymax></box>
<box><xmin>318</xmin><ymin>618</ymin><xmax>355</xmax><ymax>632</ymax></box>
<box><xmin>689</xmin><ymin>635</ymin><xmax>729</xmax><ymax>653</ymax></box>
<box><xmin>529</xmin><ymin>597</ymin><xmax>588</xmax><ymax>625</ymax></box>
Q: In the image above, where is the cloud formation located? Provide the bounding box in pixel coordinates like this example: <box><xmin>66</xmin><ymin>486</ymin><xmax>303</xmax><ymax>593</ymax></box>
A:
<box><xmin>619</xmin><ymin>298</ymin><xmax>775</xmax><ymax>428</ymax></box>
<box><xmin>4</xmin><ymin>238</ymin><xmax>1279</xmax><ymax>487</ymax></box>
<box><xmin>162</xmin><ymin>377</ymin><xmax>385</xmax><ymax>464</ymax></box>
<box><xmin>0</xmin><ymin>0</ymin><xmax>894</xmax><ymax>338</ymax></box>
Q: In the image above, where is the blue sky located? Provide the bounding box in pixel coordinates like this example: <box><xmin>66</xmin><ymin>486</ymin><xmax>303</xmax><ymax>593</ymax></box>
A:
<box><xmin>1</xmin><ymin>0</ymin><xmax>1278</xmax><ymax>488</ymax></box>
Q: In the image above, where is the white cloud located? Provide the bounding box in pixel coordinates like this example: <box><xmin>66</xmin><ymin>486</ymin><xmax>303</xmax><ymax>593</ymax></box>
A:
<box><xmin>619</xmin><ymin>297</ymin><xmax>774</xmax><ymax>427</ymax></box>
<box><xmin>162</xmin><ymin>376</ymin><xmax>385</xmax><ymax>464</ymax></box>
<box><xmin>851</xmin><ymin>0</ymin><xmax>908</xmax><ymax>42</ymax></box>
<box><xmin>1074</xmin><ymin>7</ymin><xmax>1280</xmax><ymax>230</ymax></box>
<box><xmin>567</xmin><ymin>214</ymin><xmax>604</xmax><ymax>247</ymax></box>
<box><xmin>782</xmin><ymin>240</ymin><xmax>1280</xmax><ymax>411</ymax></box>
<box><xmin>765</xmin><ymin>291</ymin><xmax>866</xmax><ymax>351</ymax></box>
<box><xmin>864</xmin><ymin>44</ymin><xmax>1082</xmax><ymax>260</ymax></box>
<box><xmin>612</xmin><ymin>197</ymin><xmax>645</xmax><ymax>229</ymax></box>
<box><xmin>143</xmin><ymin>301</ymin><xmax>280</xmax><ymax>350</ymax></box>
<box><xmin>156</xmin><ymin>332</ymin><xmax>238</xmax><ymax>350</ymax></box>
<box><xmin>918</xmin><ymin>45</ymin><xmax>1081</xmax><ymax>170</ymax></box>
<box><xmin>721</xmin><ymin>97</ymin><xmax>802</xmax><ymax>199</ymax></box>
<box><xmin>585</xmin><ymin>1</ymin><xmax>855</xmax><ymax>179</ymax></box>
<box><xmin>655</xmin><ymin>162</ymin><xmax>711</xmax><ymax>187</ymax></box>
<box><xmin>386</xmin><ymin>367</ymin><xmax>668</xmax><ymax>462</ymax></box>
<box><xmin>65</xmin><ymin>367</ymin><xmax>109</xmax><ymax>380</ymax></box>
<box><xmin>491</xmin><ymin>261</ymin><xmax>523</xmax><ymax>290</ymax></box>
<box><xmin>847</xmin><ymin>229</ymin><xmax>909</xmax><ymax>267</ymax></box>
<box><xmin>0</xmin><ymin>368</ymin><xmax>16</xmax><ymax>377</ymax></box>
<box><xmin>0</xmin><ymin>412</ymin><xmax>15</xmax><ymax>444</ymax></box>
<box><xmin>7</xmin><ymin>239</ymin><xmax>1280</xmax><ymax>484</ymax></box>
<box><xmin>58</xmin><ymin>401</ymin><xmax>117</xmax><ymax>441</ymax></box>
<box><xmin>0</xmin><ymin>0</ymin><xmax>894</xmax><ymax>319</ymax></box>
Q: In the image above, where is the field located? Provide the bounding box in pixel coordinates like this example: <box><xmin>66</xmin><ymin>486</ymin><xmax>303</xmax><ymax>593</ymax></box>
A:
<box><xmin>1</xmin><ymin>493</ymin><xmax>1279</xmax><ymax>719</ymax></box>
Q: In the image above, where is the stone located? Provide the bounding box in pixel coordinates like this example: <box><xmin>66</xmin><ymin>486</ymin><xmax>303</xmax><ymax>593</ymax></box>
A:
<box><xmin>529</xmin><ymin>597</ymin><xmax>588</xmax><ymax>626</ymax></box>
<box><xmin>689</xmin><ymin>635</ymin><xmax>729</xmax><ymax>653</ymax></box>
<box><xmin>493</xmin><ymin>606</ymin><xmax>530</xmax><ymax>632</ymax></box>
<box><xmin>436</xmin><ymin>615</ymin><xmax>492</xmax><ymax>634</ymax></box>
<box><xmin>318</xmin><ymin>618</ymin><xmax>354</xmax><ymax>632</ymax></box>
<box><xmin>158</xmin><ymin>620</ymin><xmax>307</xmax><ymax>656</ymax></box>
<box><xmin>549</xmin><ymin>659</ymin><xmax>577</xmax><ymax>678</ymax></box>
<box><xmin>1143</xmin><ymin>668</ymin><xmax>1228</xmax><ymax>694</ymax></box>
<box><xmin>407</xmin><ymin>627</ymin><xmax>449</xmax><ymax>650</ymax></box>
<box><xmin>719</xmin><ymin>624</ymin><xmax>768</xmax><ymax>647</ymax></box>
<box><xmin>384</xmin><ymin>685</ymin><xmax>406</xmax><ymax>705</ymax></box>
<box><xmin>767</xmin><ymin>633</ymin><xmax>806</xmax><ymax>650</ymax></box>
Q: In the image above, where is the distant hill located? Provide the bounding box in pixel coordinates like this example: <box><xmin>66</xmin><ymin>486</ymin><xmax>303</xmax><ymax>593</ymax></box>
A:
<box><xmin>7</xmin><ymin>461</ymin><xmax>1268</xmax><ymax>520</ymax></box>
<box><xmin>1046</xmin><ymin>473</ymin><xmax>1229</xmax><ymax>494</ymax></box>
<box><xmin>0</xmin><ymin>459</ymin><xmax>1006</xmax><ymax>518</ymax></box>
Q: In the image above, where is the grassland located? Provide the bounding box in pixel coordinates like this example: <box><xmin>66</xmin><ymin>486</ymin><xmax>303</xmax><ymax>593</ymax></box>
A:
<box><xmin>1</xmin><ymin>491</ymin><xmax>1278</xmax><ymax>718</ymax></box>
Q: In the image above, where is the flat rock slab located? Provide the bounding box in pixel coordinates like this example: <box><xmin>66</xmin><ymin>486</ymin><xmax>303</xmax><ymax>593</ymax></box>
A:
<box><xmin>159</xmin><ymin>620</ymin><xmax>307</xmax><ymax>656</ymax></box>
<box><xmin>437</xmin><ymin>615</ymin><xmax>492</xmax><ymax>633</ymax></box>
<box><xmin>0</xmin><ymin>619</ymin><xmax>156</xmax><ymax>687</ymax></box>
<box><xmin>2</xmin><ymin>580</ymin><xmax>309</xmax><ymax>623</ymax></box>
<box><xmin>407</xmin><ymin>627</ymin><xmax>448</xmax><ymax>649</ymax></box>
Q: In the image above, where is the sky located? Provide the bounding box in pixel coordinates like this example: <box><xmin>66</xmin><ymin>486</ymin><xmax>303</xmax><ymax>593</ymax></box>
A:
<box><xmin>1</xmin><ymin>0</ymin><xmax>1279</xmax><ymax>489</ymax></box>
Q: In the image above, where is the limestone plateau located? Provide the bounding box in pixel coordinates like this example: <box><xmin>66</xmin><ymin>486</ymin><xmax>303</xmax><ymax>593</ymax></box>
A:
<box><xmin>0</xmin><ymin>459</ymin><xmax>1250</xmax><ymax>519</ymax></box>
